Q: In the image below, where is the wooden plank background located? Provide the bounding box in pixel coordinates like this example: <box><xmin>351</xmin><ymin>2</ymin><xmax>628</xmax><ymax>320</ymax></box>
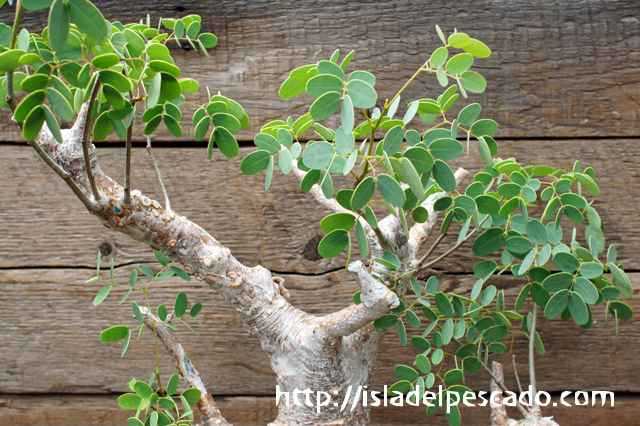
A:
<box><xmin>1</xmin><ymin>0</ymin><xmax>639</xmax><ymax>425</ymax></box>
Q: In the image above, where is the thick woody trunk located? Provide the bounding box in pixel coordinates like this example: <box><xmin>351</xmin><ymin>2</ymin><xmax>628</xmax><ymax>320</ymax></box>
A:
<box><xmin>29</xmin><ymin>104</ymin><xmax>403</xmax><ymax>425</ymax></box>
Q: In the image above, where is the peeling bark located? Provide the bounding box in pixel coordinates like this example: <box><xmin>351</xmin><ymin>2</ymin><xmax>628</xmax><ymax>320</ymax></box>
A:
<box><xmin>27</xmin><ymin>104</ymin><xmax>406</xmax><ymax>425</ymax></box>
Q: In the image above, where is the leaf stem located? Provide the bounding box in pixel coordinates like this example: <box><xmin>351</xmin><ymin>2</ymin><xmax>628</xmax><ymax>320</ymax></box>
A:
<box><xmin>529</xmin><ymin>303</ymin><xmax>538</xmax><ymax>410</ymax></box>
<box><xmin>6</xmin><ymin>0</ymin><xmax>25</xmax><ymax>111</ymax></box>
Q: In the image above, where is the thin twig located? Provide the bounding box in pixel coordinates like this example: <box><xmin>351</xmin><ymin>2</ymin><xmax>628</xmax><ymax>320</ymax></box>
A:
<box><xmin>26</xmin><ymin>138</ymin><xmax>99</xmax><ymax>211</ymax></box>
<box><xmin>483</xmin><ymin>362</ymin><xmax>530</xmax><ymax>417</ymax></box>
<box><xmin>5</xmin><ymin>0</ymin><xmax>24</xmax><ymax>111</ymax></box>
<box><xmin>417</xmin><ymin>214</ymin><xmax>490</xmax><ymax>272</ymax></box>
<box><xmin>512</xmin><ymin>354</ymin><xmax>524</xmax><ymax>394</ymax></box>
<box><xmin>139</xmin><ymin>307</ymin><xmax>232</xmax><ymax>426</ymax></box>
<box><xmin>81</xmin><ymin>77</ymin><xmax>103</xmax><ymax>204</ymax></box>
<box><xmin>146</xmin><ymin>136</ymin><xmax>171</xmax><ymax>211</ymax></box>
<box><xmin>123</xmin><ymin>122</ymin><xmax>133</xmax><ymax>204</ymax></box>
<box><xmin>530</xmin><ymin>303</ymin><xmax>538</xmax><ymax>410</ymax></box>
<box><xmin>416</xmin><ymin>232</ymin><xmax>446</xmax><ymax>267</ymax></box>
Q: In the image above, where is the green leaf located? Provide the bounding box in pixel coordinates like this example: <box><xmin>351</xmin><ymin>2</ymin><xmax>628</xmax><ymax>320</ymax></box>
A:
<box><xmin>430</xmin><ymin>138</ymin><xmax>463</xmax><ymax>160</ymax></box>
<box><xmin>15</xmin><ymin>90</ymin><xmax>46</xmax><ymax>122</ymax></box>
<box><xmin>394</xmin><ymin>365</ymin><xmax>419</xmax><ymax>382</ymax></box>
<box><xmin>255</xmin><ymin>133</ymin><xmax>281</xmax><ymax>155</ymax></box>
<box><xmin>198</xmin><ymin>32</ymin><xmax>218</xmax><ymax>48</ymax></box>
<box><xmin>159</xmin><ymin>72</ymin><xmax>181</xmax><ymax>101</ymax></box>
<box><xmin>320</xmin><ymin>213</ymin><xmax>357</xmax><ymax>233</ymax></box>
<box><xmin>472</xmin><ymin>228</ymin><xmax>504</xmax><ymax>256</ymax></box>
<box><xmin>356</xmin><ymin>220</ymin><xmax>368</xmax><ymax>258</ymax></box>
<box><xmin>460</xmin><ymin>71</ymin><xmax>487</xmax><ymax>93</ymax></box>
<box><xmin>310</xmin><ymin>91</ymin><xmax>341</xmax><ymax>120</ymax></box>
<box><xmin>505</xmin><ymin>236</ymin><xmax>533</xmax><ymax>255</ymax></box>
<box><xmin>146</xmin><ymin>72</ymin><xmax>161</xmax><ymax>109</ymax></box>
<box><xmin>303</xmin><ymin>141</ymin><xmax>335</xmax><ymax>169</ymax></box>
<box><xmin>470</xmin><ymin>119</ymin><xmax>499</xmax><ymax>137</ymax></box>
<box><xmin>483</xmin><ymin>325</ymin><xmax>508</xmax><ymax>342</ymax></box>
<box><xmin>22</xmin><ymin>0</ymin><xmax>53</xmax><ymax>11</ymax></box>
<box><xmin>580</xmin><ymin>262</ymin><xmax>603</xmax><ymax>279</ymax></box>
<box><xmin>383</xmin><ymin>125</ymin><xmax>404</xmax><ymax>156</ymax></box>
<box><xmin>149</xmin><ymin>60</ymin><xmax>181</xmax><ymax>78</ymax></box>
<box><xmin>170</xmin><ymin>265</ymin><xmax>191</xmax><ymax>281</ymax></box>
<box><xmin>445</xmin><ymin>53</ymin><xmax>474</xmax><ymax>75</ymax></box>
<box><xmin>47</xmin><ymin>87</ymin><xmax>74</xmax><ymax>122</ymax></box>
<box><xmin>542</xmin><ymin>272</ymin><xmax>573</xmax><ymax>292</ymax></box>
<box><xmin>346</xmin><ymin>79</ymin><xmax>377</xmax><ymax>109</ymax></box>
<box><xmin>335</xmin><ymin>126</ymin><xmax>355</xmax><ymax>155</ymax></box>
<box><xmin>403</xmin><ymin>147</ymin><xmax>434</xmax><ymax>174</ymax></box>
<box><xmin>211</xmin><ymin>112</ymin><xmax>241</xmax><ymax>133</ymax></box>
<box><xmin>214</xmin><ymin>126</ymin><xmax>239</xmax><ymax>158</ymax></box>
<box><xmin>306</xmin><ymin>74</ymin><xmax>343</xmax><ymax>98</ymax></box>
<box><xmin>23</xmin><ymin>105</ymin><xmax>46</xmax><ymax>140</ymax></box>
<box><xmin>318</xmin><ymin>229</ymin><xmax>349</xmax><ymax>258</ymax></box>
<box><xmin>278</xmin><ymin>149</ymin><xmax>293</xmax><ymax>175</ymax></box>
<box><xmin>167</xmin><ymin>374</ymin><xmax>180</xmax><ymax>396</ymax></box>
<box><xmin>67</xmin><ymin>0</ymin><xmax>108</xmax><ymax>42</ymax></box>
<box><xmin>317</xmin><ymin>60</ymin><xmax>345</xmax><ymax>80</ymax></box>
<box><xmin>457</xmin><ymin>103</ymin><xmax>481</xmax><ymax>126</ymax></box>
<box><xmin>42</xmin><ymin>105</ymin><xmax>62</xmax><ymax>143</ymax></box>
<box><xmin>568</xmin><ymin>292</ymin><xmax>589</xmax><ymax>325</ymax></box>
<box><xmin>348</xmin><ymin>70</ymin><xmax>375</xmax><ymax>87</ymax></box>
<box><xmin>92</xmin><ymin>284</ymin><xmax>111</xmax><ymax>306</ymax></box>
<box><xmin>377</xmin><ymin>174</ymin><xmax>406</xmax><ymax>208</ymax></box>
<box><xmin>609</xmin><ymin>301</ymin><xmax>633</xmax><ymax>321</ymax></box>
<box><xmin>118</xmin><ymin>393</ymin><xmax>142</xmax><ymax>410</ymax></box>
<box><xmin>432</xmin><ymin>159</ymin><xmax>456</xmax><ymax>192</ymax></box>
<box><xmin>351</xmin><ymin>177</ymin><xmax>375</xmax><ymax>211</ymax></box>
<box><xmin>462</xmin><ymin>38</ymin><xmax>491</xmax><ymax>57</ymax></box>
<box><xmin>48</xmin><ymin>0</ymin><xmax>70</xmax><ymax>52</ymax></box>
<box><xmin>133</xmin><ymin>380</ymin><xmax>154</xmax><ymax>399</ymax></box>
<box><xmin>100</xmin><ymin>325</ymin><xmax>130</xmax><ymax>342</ymax></box>
<box><xmin>373</xmin><ymin>314</ymin><xmax>399</xmax><ymax>329</ymax></box>
<box><xmin>98</xmin><ymin>70</ymin><xmax>131</xmax><ymax>93</ymax></box>
<box><xmin>430</xmin><ymin>46</ymin><xmax>448</xmax><ymax>68</ymax></box>
<box><xmin>0</xmin><ymin>49</ymin><xmax>25</xmax><ymax>73</ymax></box>
<box><xmin>240</xmin><ymin>150</ymin><xmax>271</xmax><ymax>175</ymax></box>
<box><xmin>157</xmin><ymin>304</ymin><xmax>168</xmax><ymax>321</ymax></box>
<box><xmin>174</xmin><ymin>292</ymin><xmax>187</xmax><ymax>317</ymax></box>
<box><xmin>279</xmin><ymin>64</ymin><xmax>316</xmax><ymax>100</ymax></box>
<box><xmin>341</xmin><ymin>94</ymin><xmax>354</xmax><ymax>131</ymax></box>
<box><xmin>544</xmin><ymin>289</ymin><xmax>570</xmax><ymax>320</ymax></box>
<box><xmin>475</xmin><ymin>195</ymin><xmax>500</xmax><ymax>214</ymax></box>
<box><xmin>610</xmin><ymin>263</ymin><xmax>633</xmax><ymax>299</ymax></box>
<box><xmin>553</xmin><ymin>252</ymin><xmax>580</xmax><ymax>273</ymax></box>
<box><xmin>181</xmin><ymin>388</ymin><xmax>201</xmax><ymax>405</ymax></box>
<box><xmin>435</xmin><ymin>292</ymin><xmax>454</xmax><ymax>317</ymax></box>
<box><xmin>92</xmin><ymin>111</ymin><xmax>112</xmax><ymax>141</ymax></box>
<box><xmin>402</xmin><ymin>158</ymin><xmax>425</xmax><ymax>202</ymax></box>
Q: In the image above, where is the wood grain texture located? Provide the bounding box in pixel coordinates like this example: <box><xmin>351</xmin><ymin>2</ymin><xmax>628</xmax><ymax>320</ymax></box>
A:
<box><xmin>1</xmin><ymin>268</ymin><xmax>637</xmax><ymax>395</ymax></box>
<box><xmin>0</xmin><ymin>0</ymin><xmax>639</xmax><ymax>141</ymax></box>
<box><xmin>0</xmin><ymin>393</ymin><xmax>637</xmax><ymax>426</ymax></box>
<box><xmin>0</xmin><ymin>140</ymin><xmax>638</xmax><ymax>273</ymax></box>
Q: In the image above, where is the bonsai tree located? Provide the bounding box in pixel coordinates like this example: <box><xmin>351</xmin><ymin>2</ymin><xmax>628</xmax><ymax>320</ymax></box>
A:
<box><xmin>1</xmin><ymin>0</ymin><xmax>633</xmax><ymax>425</ymax></box>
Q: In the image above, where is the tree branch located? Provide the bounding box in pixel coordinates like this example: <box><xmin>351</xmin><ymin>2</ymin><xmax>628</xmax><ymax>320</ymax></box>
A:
<box><xmin>487</xmin><ymin>361</ymin><xmax>530</xmax><ymax>419</ymax></box>
<box><xmin>315</xmin><ymin>260</ymin><xmax>399</xmax><ymax>338</ymax></box>
<box><xmin>408</xmin><ymin>167</ymin><xmax>468</xmax><ymax>260</ymax></box>
<box><xmin>292</xmin><ymin>162</ymin><xmax>389</xmax><ymax>247</ymax></box>
<box><xmin>139</xmin><ymin>307</ymin><xmax>232</xmax><ymax>426</ymax></box>
<box><xmin>147</xmin><ymin>135</ymin><xmax>171</xmax><ymax>211</ymax></box>
<box><xmin>81</xmin><ymin>77</ymin><xmax>103</xmax><ymax>205</ymax></box>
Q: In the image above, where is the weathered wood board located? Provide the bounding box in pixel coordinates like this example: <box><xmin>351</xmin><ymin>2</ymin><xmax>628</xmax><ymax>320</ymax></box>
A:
<box><xmin>0</xmin><ymin>139</ymin><xmax>638</xmax><ymax>273</ymax></box>
<box><xmin>0</xmin><ymin>0</ymin><xmax>639</xmax><ymax>141</ymax></box>
<box><xmin>0</xmin><ymin>394</ymin><xmax>637</xmax><ymax>426</ymax></box>
<box><xmin>1</xmin><ymin>268</ymin><xmax>637</xmax><ymax>396</ymax></box>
